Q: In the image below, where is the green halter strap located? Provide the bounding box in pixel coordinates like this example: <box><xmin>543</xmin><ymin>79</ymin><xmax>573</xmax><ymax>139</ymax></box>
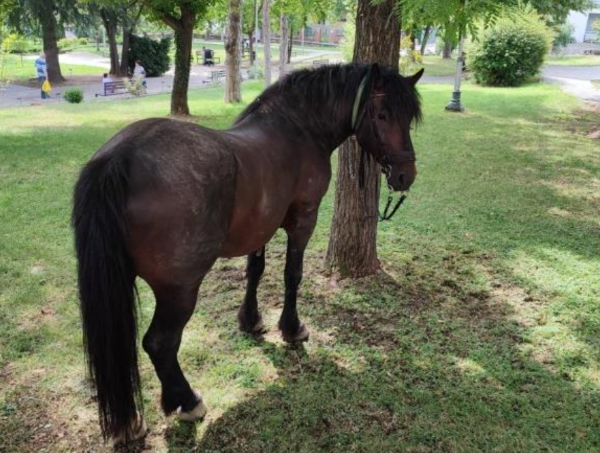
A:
<box><xmin>351</xmin><ymin>75</ymin><xmax>369</xmax><ymax>130</ymax></box>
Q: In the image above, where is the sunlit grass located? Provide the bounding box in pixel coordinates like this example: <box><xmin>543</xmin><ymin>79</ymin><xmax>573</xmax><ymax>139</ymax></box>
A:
<box><xmin>1</xmin><ymin>80</ymin><xmax>600</xmax><ymax>452</ymax></box>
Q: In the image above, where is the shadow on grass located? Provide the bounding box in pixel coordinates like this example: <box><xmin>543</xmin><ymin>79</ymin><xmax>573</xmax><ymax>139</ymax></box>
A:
<box><xmin>162</xmin><ymin>265</ymin><xmax>600</xmax><ymax>453</ymax></box>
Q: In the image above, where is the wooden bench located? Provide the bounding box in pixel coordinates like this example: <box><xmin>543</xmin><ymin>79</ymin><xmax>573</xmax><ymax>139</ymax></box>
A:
<box><xmin>312</xmin><ymin>59</ymin><xmax>330</xmax><ymax>67</ymax></box>
<box><xmin>196</xmin><ymin>50</ymin><xmax>221</xmax><ymax>65</ymax></box>
<box><xmin>96</xmin><ymin>80</ymin><xmax>127</xmax><ymax>97</ymax></box>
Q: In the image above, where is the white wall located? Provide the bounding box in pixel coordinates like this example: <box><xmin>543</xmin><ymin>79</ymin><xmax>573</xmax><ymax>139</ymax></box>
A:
<box><xmin>568</xmin><ymin>0</ymin><xmax>600</xmax><ymax>43</ymax></box>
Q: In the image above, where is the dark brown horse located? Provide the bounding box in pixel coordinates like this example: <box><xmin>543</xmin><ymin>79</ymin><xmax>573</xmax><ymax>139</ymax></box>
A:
<box><xmin>72</xmin><ymin>63</ymin><xmax>423</xmax><ymax>443</ymax></box>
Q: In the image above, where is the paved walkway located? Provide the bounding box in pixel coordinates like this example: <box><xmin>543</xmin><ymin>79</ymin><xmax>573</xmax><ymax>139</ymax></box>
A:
<box><xmin>542</xmin><ymin>65</ymin><xmax>600</xmax><ymax>105</ymax></box>
<box><xmin>0</xmin><ymin>50</ymin><xmax>339</xmax><ymax>108</ymax></box>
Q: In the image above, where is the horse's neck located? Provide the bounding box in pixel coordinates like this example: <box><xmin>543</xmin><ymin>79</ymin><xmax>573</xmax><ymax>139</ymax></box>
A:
<box><xmin>232</xmin><ymin>103</ymin><xmax>353</xmax><ymax>155</ymax></box>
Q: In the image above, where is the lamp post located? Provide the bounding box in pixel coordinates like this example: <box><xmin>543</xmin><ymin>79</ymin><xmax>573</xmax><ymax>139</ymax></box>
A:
<box><xmin>446</xmin><ymin>33</ymin><xmax>465</xmax><ymax>112</ymax></box>
<box><xmin>253</xmin><ymin>0</ymin><xmax>259</xmax><ymax>75</ymax></box>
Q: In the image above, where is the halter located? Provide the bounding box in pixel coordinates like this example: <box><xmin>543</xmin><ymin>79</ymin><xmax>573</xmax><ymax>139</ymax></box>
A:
<box><xmin>350</xmin><ymin>75</ymin><xmax>416</xmax><ymax>221</ymax></box>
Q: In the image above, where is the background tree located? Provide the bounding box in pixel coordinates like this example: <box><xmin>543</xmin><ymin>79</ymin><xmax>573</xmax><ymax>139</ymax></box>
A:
<box><xmin>262</xmin><ymin>0</ymin><xmax>271</xmax><ymax>85</ymax></box>
<box><xmin>5</xmin><ymin>0</ymin><xmax>80</xmax><ymax>83</ymax></box>
<box><xmin>224</xmin><ymin>0</ymin><xmax>242</xmax><ymax>102</ymax></box>
<box><xmin>326</xmin><ymin>0</ymin><xmax>401</xmax><ymax>277</ymax></box>
<box><xmin>145</xmin><ymin>0</ymin><xmax>214</xmax><ymax>115</ymax></box>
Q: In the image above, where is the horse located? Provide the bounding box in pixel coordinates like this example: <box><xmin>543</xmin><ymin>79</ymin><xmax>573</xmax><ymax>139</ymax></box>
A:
<box><xmin>72</xmin><ymin>62</ymin><xmax>424</xmax><ymax>443</ymax></box>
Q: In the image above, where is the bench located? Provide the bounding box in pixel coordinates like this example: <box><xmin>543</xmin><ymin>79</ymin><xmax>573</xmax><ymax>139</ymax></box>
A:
<box><xmin>96</xmin><ymin>80</ymin><xmax>127</xmax><ymax>97</ymax></box>
<box><xmin>196</xmin><ymin>50</ymin><xmax>221</xmax><ymax>66</ymax></box>
<box><xmin>583</xmin><ymin>49</ymin><xmax>600</xmax><ymax>56</ymax></box>
<box><xmin>211</xmin><ymin>70</ymin><xmax>226</xmax><ymax>84</ymax></box>
<box><xmin>312</xmin><ymin>59</ymin><xmax>330</xmax><ymax>67</ymax></box>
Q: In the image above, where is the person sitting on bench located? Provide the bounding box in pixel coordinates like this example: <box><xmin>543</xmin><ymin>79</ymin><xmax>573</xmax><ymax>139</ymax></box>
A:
<box><xmin>203</xmin><ymin>48</ymin><xmax>214</xmax><ymax>66</ymax></box>
<box><xmin>102</xmin><ymin>73</ymin><xmax>114</xmax><ymax>94</ymax></box>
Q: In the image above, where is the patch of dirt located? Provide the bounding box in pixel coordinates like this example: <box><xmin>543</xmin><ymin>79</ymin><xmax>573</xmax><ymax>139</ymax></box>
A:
<box><xmin>558</xmin><ymin>106</ymin><xmax>600</xmax><ymax>139</ymax></box>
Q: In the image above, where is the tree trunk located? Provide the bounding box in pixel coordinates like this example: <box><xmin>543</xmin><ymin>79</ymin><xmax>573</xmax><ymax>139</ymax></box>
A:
<box><xmin>100</xmin><ymin>9</ymin><xmax>120</xmax><ymax>75</ymax></box>
<box><xmin>443</xmin><ymin>38</ymin><xmax>452</xmax><ymax>59</ymax></box>
<box><xmin>39</xmin><ymin>1</ymin><xmax>64</xmax><ymax>83</ymax></box>
<box><xmin>225</xmin><ymin>0</ymin><xmax>242</xmax><ymax>103</ymax></box>
<box><xmin>420</xmin><ymin>24</ymin><xmax>431</xmax><ymax>56</ymax></box>
<box><xmin>249</xmin><ymin>30</ymin><xmax>255</xmax><ymax>65</ymax></box>
<box><xmin>121</xmin><ymin>6</ymin><xmax>143</xmax><ymax>76</ymax></box>
<box><xmin>120</xmin><ymin>30</ymin><xmax>131</xmax><ymax>75</ymax></box>
<box><xmin>325</xmin><ymin>0</ymin><xmax>401</xmax><ymax>278</ymax></box>
<box><xmin>95</xmin><ymin>26</ymin><xmax>101</xmax><ymax>52</ymax></box>
<box><xmin>278</xmin><ymin>13</ymin><xmax>288</xmax><ymax>77</ymax></box>
<box><xmin>170</xmin><ymin>6</ymin><xmax>195</xmax><ymax>116</ymax></box>
<box><xmin>287</xmin><ymin>25</ymin><xmax>293</xmax><ymax>63</ymax></box>
<box><xmin>262</xmin><ymin>0</ymin><xmax>271</xmax><ymax>86</ymax></box>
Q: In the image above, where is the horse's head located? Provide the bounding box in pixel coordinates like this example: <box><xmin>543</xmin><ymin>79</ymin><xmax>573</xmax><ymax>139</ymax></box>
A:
<box><xmin>353</xmin><ymin>64</ymin><xmax>424</xmax><ymax>192</ymax></box>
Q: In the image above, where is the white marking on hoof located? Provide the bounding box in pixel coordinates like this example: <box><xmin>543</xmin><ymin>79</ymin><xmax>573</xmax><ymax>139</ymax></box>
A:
<box><xmin>112</xmin><ymin>414</ymin><xmax>147</xmax><ymax>445</ymax></box>
<box><xmin>177</xmin><ymin>390</ymin><xmax>207</xmax><ymax>422</ymax></box>
<box><xmin>283</xmin><ymin>324</ymin><xmax>310</xmax><ymax>343</ymax></box>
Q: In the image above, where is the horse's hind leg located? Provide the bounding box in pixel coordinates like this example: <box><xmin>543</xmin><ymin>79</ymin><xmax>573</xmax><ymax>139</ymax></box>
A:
<box><xmin>238</xmin><ymin>247</ymin><xmax>266</xmax><ymax>334</ymax></box>
<box><xmin>143</xmin><ymin>280</ymin><xmax>207</xmax><ymax>420</ymax></box>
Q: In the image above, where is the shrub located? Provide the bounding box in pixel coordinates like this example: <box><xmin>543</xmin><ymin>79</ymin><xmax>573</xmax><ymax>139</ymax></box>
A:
<box><xmin>128</xmin><ymin>35</ymin><xmax>171</xmax><ymax>77</ymax></box>
<box><xmin>63</xmin><ymin>89</ymin><xmax>84</xmax><ymax>104</ymax></box>
<box><xmin>57</xmin><ymin>38</ymin><xmax>78</xmax><ymax>51</ymax></box>
<box><xmin>553</xmin><ymin>22</ymin><xmax>575</xmax><ymax>49</ymax></box>
<box><xmin>400</xmin><ymin>36</ymin><xmax>423</xmax><ymax>76</ymax></box>
<box><xmin>1</xmin><ymin>34</ymin><xmax>28</xmax><ymax>54</ymax></box>
<box><xmin>467</xmin><ymin>8</ymin><xmax>554</xmax><ymax>87</ymax></box>
<box><xmin>78</xmin><ymin>37</ymin><xmax>88</xmax><ymax>46</ymax></box>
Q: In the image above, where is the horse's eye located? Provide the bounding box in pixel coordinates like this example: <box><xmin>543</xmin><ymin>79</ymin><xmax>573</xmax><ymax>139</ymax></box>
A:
<box><xmin>378</xmin><ymin>113</ymin><xmax>387</xmax><ymax>121</ymax></box>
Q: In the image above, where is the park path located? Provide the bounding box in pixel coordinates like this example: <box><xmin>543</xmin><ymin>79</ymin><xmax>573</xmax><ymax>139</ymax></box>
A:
<box><xmin>542</xmin><ymin>65</ymin><xmax>600</xmax><ymax>106</ymax></box>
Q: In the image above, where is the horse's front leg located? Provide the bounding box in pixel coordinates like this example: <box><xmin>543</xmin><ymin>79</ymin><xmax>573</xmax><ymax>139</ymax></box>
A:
<box><xmin>238</xmin><ymin>247</ymin><xmax>266</xmax><ymax>334</ymax></box>
<box><xmin>279</xmin><ymin>209</ymin><xmax>317</xmax><ymax>343</ymax></box>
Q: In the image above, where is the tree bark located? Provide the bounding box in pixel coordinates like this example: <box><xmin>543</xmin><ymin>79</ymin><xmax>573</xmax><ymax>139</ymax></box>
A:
<box><xmin>163</xmin><ymin>4</ymin><xmax>196</xmax><ymax>116</ymax></box>
<box><xmin>100</xmin><ymin>9</ymin><xmax>120</xmax><ymax>75</ymax></box>
<box><xmin>120</xmin><ymin>6</ymin><xmax>144</xmax><ymax>76</ymax></box>
<box><xmin>325</xmin><ymin>0</ymin><xmax>401</xmax><ymax>278</ymax></box>
<box><xmin>287</xmin><ymin>24</ymin><xmax>293</xmax><ymax>64</ymax></box>
<box><xmin>443</xmin><ymin>38</ymin><xmax>452</xmax><ymax>59</ymax></box>
<box><xmin>278</xmin><ymin>13</ymin><xmax>288</xmax><ymax>77</ymax></box>
<box><xmin>262</xmin><ymin>0</ymin><xmax>271</xmax><ymax>86</ymax></box>
<box><xmin>225</xmin><ymin>0</ymin><xmax>242</xmax><ymax>103</ymax></box>
<box><xmin>420</xmin><ymin>24</ymin><xmax>431</xmax><ymax>56</ymax></box>
<box><xmin>39</xmin><ymin>1</ymin><xmax>64</xmax><ymax>83</ymax></box>
<box><xmin>120</xmin><ymin>30</ymin><xmax>131</xmax><ymax>75</ymax></box>
<box><xmin>249</xmin><ymin>30</ymin><xmax>255</xmax><ymax>65</ymax></box>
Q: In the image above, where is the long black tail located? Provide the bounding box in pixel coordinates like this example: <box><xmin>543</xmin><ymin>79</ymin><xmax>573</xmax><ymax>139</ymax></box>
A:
<box><xmin>72</xmin><ymin>153</ymin><xmax>141</xmax><ymax>441</ymax></box>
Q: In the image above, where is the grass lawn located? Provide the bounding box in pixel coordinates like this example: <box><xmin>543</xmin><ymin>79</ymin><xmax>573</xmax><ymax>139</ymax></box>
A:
<box><xmin>546</xmin><ymin>55</ymin><xmax>600</xmax><ymax>66</ymax></box>
<box><xmin>0</xmin><ymin>54</ymin><xmax>104</xmax><ymax>84</ymax></box>
<box><xmin>1</xmin><ymin>80</ymin><xmax>600</xmax><ymax>453</ymax></box>
<box><xmin>592</xmin><ymin>80</ymin><xmax>600</xmax><ymax>90</ymax></box>
<box><xmin>418</xmin><ymin>55</ymin><xmax>457</xmax><ymax>77</ymax></box>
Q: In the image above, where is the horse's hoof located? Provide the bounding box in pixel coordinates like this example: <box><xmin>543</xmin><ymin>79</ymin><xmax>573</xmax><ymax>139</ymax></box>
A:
<box><xmin>282</xmin><ymin>324</ymin><xmax>309</xmax><ymax>343</ymax></box>
<box><xmin>238</xmin><ymin>311</ymin><xmax>265</xmax><ymax>335</ymax></box>
<box><xmin>112</xmin><ymin>414</ymin><xmax>147</xmax><ymax>445</ymax></box>
<box><xmin>177</xmin><ymin>390</ymin><xmax>207</xmax><ymax>422</ymax></box>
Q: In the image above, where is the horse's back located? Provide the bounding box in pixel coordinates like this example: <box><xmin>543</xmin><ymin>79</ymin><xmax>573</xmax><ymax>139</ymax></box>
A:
<box><xmin>97</xmin><ymin>118</ymin><xmax>237</xmax><ymax>285</ymax></box>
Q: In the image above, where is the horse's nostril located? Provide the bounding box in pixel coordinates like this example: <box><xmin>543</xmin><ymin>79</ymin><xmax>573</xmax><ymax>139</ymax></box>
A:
<box><xmin>398</xmin><ymin>174</ymin><xmax>405</xmax><ymax>186</ymax></box>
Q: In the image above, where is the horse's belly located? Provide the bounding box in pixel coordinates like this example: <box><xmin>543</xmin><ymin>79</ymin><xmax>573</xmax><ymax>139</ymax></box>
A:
<box><xmin>219</xmin><ymin>210</ymin><xmax>286</xmax><ymax>258</ymax></box>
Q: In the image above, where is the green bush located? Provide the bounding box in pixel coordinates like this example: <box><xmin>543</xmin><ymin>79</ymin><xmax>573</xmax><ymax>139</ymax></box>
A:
<box><xmin>57</xmin><ymin>38</ymin><xmax>79</xmax><ymax>51</ymax></box>
<box><xmin>1</xmin><ymin>34</ymin><xmax>28</xmax><ymax>54</ymax></box>
<box><xmin>78</xmin><ymin>37</ymin><xmax>88</xmax><ymax>46</ymax></box>
<box><xmin>467</xmin><ymin>8</ymin><xmax>554</xmax><ymax>87</ymax></box>
<box><xmin>553</xmin><ymin>22</ymin><xmax>575</xmax><ymax>48</ymax></box>
<box><xmin>128</xmin><ymin>35</ymin><xmax>171</xmax><ymax>77</ymax></box>
<box><xmin>63</xmin><ymin>89</ymin><xmax>83</xmax><ymax>104</ymax></box>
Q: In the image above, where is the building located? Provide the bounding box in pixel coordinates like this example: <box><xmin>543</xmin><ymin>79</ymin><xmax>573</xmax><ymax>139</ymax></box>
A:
<box><xmin>568</xmin><ymin>0</ymin><xmax>600</xmax><ymax>43</ymax></box>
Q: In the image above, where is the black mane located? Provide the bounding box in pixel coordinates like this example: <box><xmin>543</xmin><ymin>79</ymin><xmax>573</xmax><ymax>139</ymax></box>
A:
<box><xmin>235</xmin><ymin>63</ymin><xmax>422</xmax><ymax>148</ymax></box>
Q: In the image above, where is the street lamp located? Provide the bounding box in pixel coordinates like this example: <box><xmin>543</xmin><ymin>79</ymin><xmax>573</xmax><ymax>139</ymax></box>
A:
<box><xmin>446</xmin><ymin>34</ymin><xmax>465</xmax><ymax>112</ymax></box>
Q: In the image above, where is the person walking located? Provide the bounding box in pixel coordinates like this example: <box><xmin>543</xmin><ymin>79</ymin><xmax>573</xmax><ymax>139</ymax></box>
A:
<box><xmin>35</xmin><ymin>52</ymin><xmax>49</xmax><ymax>99</ymax></box>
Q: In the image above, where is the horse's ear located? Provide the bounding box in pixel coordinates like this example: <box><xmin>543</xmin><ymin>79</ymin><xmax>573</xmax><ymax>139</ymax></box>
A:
<box><xmin>408</xmin><ymin>68</ymin><xmax>425</xmax><ymax>86</ymax></box>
